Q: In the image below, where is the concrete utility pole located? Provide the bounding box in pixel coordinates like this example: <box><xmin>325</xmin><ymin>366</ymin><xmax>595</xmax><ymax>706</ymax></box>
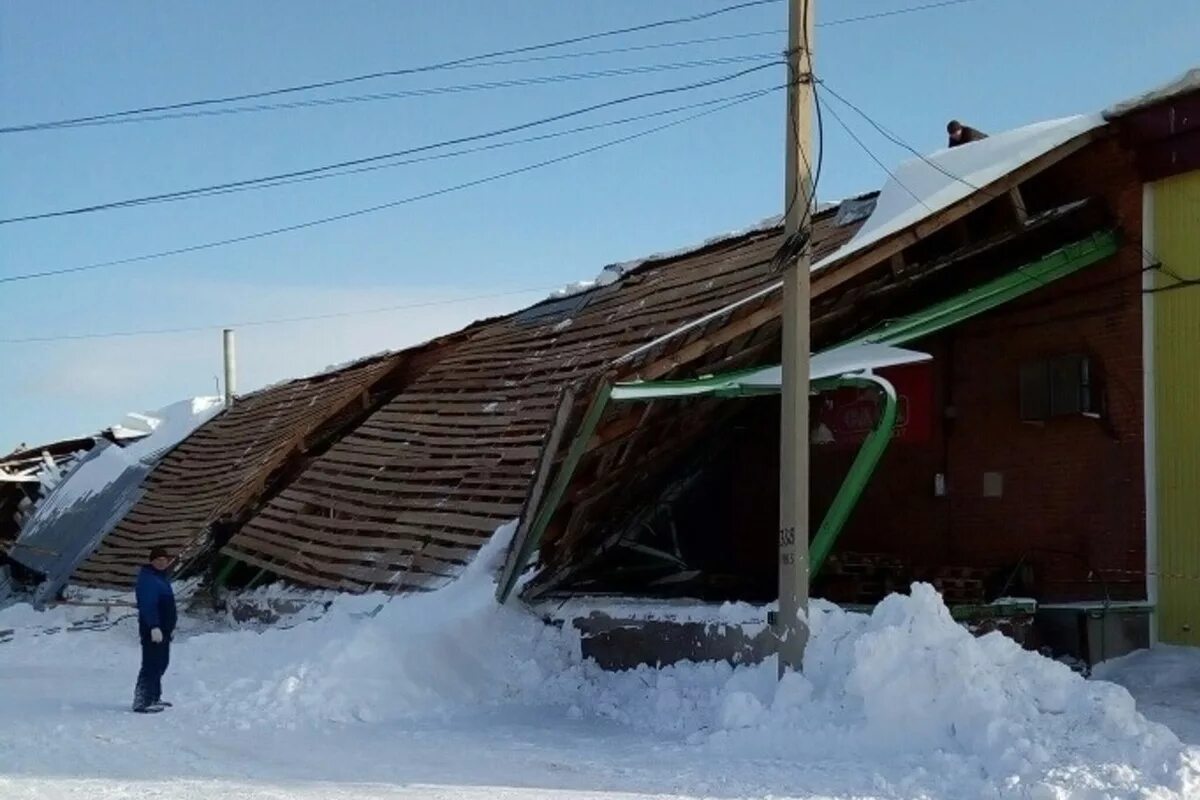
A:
<box><xmin>222</xmin><ymin>328</ymin><xmax>237</xmax><ymax>407</ymax></box>
<box><xmin>777</xmin><ymin>0</ymin><xmax>815</xmax><ymax>676</ymax></box>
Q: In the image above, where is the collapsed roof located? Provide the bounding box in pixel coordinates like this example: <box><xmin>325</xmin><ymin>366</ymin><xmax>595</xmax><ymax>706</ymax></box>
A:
<box><xmin>35</xmin><ymin>66</ymin><xmax>1195</xmax><ymax>598</ymax></box>
<box><xmin>71</xmin><ymin>354</ymin><xmax>421</xmax><ymax>588</ymax></box>
<box><xmin>218</xmin><ymin>207</ymin><xmax>866</xmax><ymax>592</ymax></box>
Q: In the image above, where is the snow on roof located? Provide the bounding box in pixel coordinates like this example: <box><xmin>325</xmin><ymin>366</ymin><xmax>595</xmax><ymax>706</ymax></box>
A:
<box><xmin>248</xmin><ymin>350</ymin><xmax>397</xmax><ymax>398</ymax></box>
<box><xmin>811</xmin><ymin>113</ymin><xmax>1106</xmax><ymax>274</ymax></box>
<box><xmin>11</xmin><ymin>395</ymin><xmax>225</xmax><ymax>606</ymax></box>
<box><xmin>1105</xmin><ymin>67</ymin><xmax>1200</xmax><ymax>119</ymax></box>
<box><xmin>22</xmin><ymin>397</ymin><xmax>223</xmax><ymax>528</ymax></box>
<box><xmin>547</xmin><ymin>214</ymin><xmax>795</xmax><ymax>301</ymax></box>
<box><xmin>735</xmin><ymin>344</ymin><xmax>932</xmax><ymax>391</ymax></box>
<box><xmin>548</xmin><ymin>201</ymin><xmax>879</xmax><ymax>302</ymax></box>
<box><xmin>10</xmin><ymin>396</ymin><xmax>223</xmax><ymax>604</ymax></box>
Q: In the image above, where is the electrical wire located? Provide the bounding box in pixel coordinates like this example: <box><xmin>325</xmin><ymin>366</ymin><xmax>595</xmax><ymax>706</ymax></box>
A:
<box><xmin>819</xmin><ymin>0</ymin><xmax>987</xmax><ymax>27</ymax></box>
<box><xmin>1</xmin><ymin>0</ymin><xmax>993</xmax><ymax>135</ymax></box>
<box><xmin>0</xmin><ymin>0</ymin><xmax>784</xmax><ymax>134</ymax></box>
<box><xmin>112</xmin><ymin>88</ymin><xmax>780</xmax><ymax>207</ymax></box>
<box><xmin>818</xmin><ymin>87</ymin><xmax>932</xmax><ymax>211</ymax></box>
<box><xmin>0</xmin><ymin>84</ymin><xmax>780</xmax><ymax>285</ymax></box>
<box><xmin>818</xmin><ymin>79</ymin><xmax>1003</xmax><ymax>197</ymax></box>
<box><xmin>770</xmin><ymin>0</ymin><xmax>824</xmax><ymax>273</ymax></box>
<box><xmin>819</xmin><ymin>79</ymin><xmax>1168</xmax><ymax>270</ymax></box>
<box><xmin>0</xmin><ymin>62</ymin><xmax>778</xmax><ymax>225</ymax></box>
<box><xmin>0</xmin><ymin>286</ymin><xmax>560</xmax><ymax>344</ymax></box>
<box><xmin>24</xmin><ymin>53</ymin><xmax>780</xmax><ymax>131</ymax></box>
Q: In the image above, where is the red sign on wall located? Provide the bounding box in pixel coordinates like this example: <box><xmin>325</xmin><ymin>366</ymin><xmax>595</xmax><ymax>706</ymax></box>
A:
<box><xmin>811</xmin><ymin>362</ymin><xmax>934</xmax><ymax>448</ymax></box>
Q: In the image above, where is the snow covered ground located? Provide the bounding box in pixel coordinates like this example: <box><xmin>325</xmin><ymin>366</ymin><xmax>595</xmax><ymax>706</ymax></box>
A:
<box><xmin>2</xmin><ymin>528</ymin><xmax>1198</xmax><ymax>799</ymax></box>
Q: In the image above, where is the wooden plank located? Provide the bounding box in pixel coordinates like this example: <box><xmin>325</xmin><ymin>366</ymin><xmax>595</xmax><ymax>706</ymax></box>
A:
<box><xmin>625</xmin><ymin>298</ymin><xmax>781</xmax><ymax>382</ymax></box>
<box><xmin>274</xmin><ymin>472</ymin><xmax>526</xmax><ymax>501</ymax></box>
<box><xmin>245</xmin><ymin>508</ymin><xmax>497</xmax><ymax>543</ymax></box>
<box><xmin>220</xmin><ymin>549</ymin><xmax>364</xmax><ymax>591</ymax></box>
<box><xmin>271</xmin><ymin>485</ymin><xmax>523</xmax><ymax>520</ymax></box>
<box><xmin>231</xmin><ymin>523</ymin><xmax>479</xmax><ymax>566</ymax></box>
<box><xmin>225</xmin><ymin>535</ymin><xmax>457</xmax><ymax>588</ymax></box>
<box><xmin>496</xmin><ymin>387</ymin><xmax>575</xmax><ymax>599</ymax></box>
<box><xmin>1008</xmin><ymin>186</ymin><xmax>1029</xmax><ymax>225</ymax></box>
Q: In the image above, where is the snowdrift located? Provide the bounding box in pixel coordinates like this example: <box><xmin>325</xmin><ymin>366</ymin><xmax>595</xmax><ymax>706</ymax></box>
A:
<box><xmin>128</xmin><ymin>526</ymin><xmax>1194</xmax><ymax>797</ymax></box>
<box><xmin>3</xmin><ymin>523</ymin><xmax>1196</xmax><ymax>798</ymax></box>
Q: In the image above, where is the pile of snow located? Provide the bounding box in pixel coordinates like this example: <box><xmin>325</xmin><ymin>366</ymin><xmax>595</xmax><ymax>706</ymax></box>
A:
<box><xmin>181</xmin><ymin>522</ymin><xmax>572</xmax><ymax>725</ymax></box>
<box><xmin>547</xmin><ymin>214</ymin><xmax>789</xmax><ymax>301</ymax></box>
<box><xmin>4</xmin><ymin>523</ymin><xmax>1196</xmax><ymax>797</ymax></box>
<box><xmin>1095</xmin><ymin>645</ymin><xmax>1200</xmax><ymax>747</ymax></box>
<box><xmin>533</xmin><ymin>588</ymin><xmax>1197</xmax><ymax>797</ymax></box>
<box><xmin>108</xmin><ymin>410</ymin><xmax>161</xmax><ymax>441</ymax></box>
<box><xmin>108</xmin><ymin>525</ymin><xmax>1189</xmax><ymax>797</ymax></box>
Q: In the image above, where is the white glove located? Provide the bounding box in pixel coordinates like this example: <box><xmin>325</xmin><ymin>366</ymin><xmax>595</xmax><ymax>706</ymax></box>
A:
<box><xmin>150</xmin><ymin>627</ymin><xmax>163</xmax><ymax>644</ymax></box>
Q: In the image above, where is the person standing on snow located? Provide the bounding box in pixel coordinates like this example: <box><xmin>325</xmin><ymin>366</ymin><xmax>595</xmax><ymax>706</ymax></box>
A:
<box><xmin>132</xmin><ymin>546</ymin><xmax>177</xmax><ymax>713</ymax></box>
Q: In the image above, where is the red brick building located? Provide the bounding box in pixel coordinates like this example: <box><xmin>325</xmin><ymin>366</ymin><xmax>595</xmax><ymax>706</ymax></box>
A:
<box><xmin>815</xmin><ymin>137</ymin><xmax>1148</xmax><ymax>606</ymax></box>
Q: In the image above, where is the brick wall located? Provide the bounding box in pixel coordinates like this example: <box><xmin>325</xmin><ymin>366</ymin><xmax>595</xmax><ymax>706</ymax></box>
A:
<box><xmin>813</xmin><ymin>140</ymin><xmax>1146</xmax><ymax>603</ymax></box>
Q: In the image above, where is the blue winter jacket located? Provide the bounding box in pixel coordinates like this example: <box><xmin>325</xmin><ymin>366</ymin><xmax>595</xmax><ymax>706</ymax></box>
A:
<box><xmin>135</xmin><ymin>565</ymin><xmax>177</xmax><ymax>635</ymax></box>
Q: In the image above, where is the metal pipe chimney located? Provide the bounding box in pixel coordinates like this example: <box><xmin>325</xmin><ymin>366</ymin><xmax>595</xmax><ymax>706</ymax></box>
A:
<box><xmin>222</xmin><ymin>329</ymin><xmax>237</xmax><ymax>406</ymax></box>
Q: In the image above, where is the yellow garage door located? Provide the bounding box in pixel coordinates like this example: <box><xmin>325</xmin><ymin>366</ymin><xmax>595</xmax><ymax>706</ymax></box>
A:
<box><xmin>1153</xmin><ymin>170</ymin><xmax>1200</xmax><ymax>645</ymax></box>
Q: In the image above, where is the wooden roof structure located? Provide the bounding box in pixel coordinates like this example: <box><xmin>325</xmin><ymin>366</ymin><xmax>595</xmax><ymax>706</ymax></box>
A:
<box><xmin>1</xmin><ymin>437</ymin><xmax>96</xmax><ymax>553</ymax></box>
<box><xmin>64</xmin><ymin>103</ymin><xmax>1122</xmax><ymax>597</ymax></box>
<box><xmin>71</xmin><ymin>352</ymin><xmax>435</xmax><ymax>587</ymax></box>
<box><xmin>204</xmin><ymin>121</ymin><xmax>1112</xmax><ymax>596</ymax></box>
<box><xmin>513</xmin><ymin>127</ymin><xmax>1121</xmax><ymax>600</ymax></box>
<box><xmin>219</xmin><ymin>205</ymin><xmax>868</xmax><ymax>592</ymax></box>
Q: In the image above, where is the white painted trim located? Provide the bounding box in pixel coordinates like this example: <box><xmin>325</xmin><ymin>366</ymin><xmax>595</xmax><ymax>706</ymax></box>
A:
<box><xmin>1141</xmin><ymin>181</ymin><xmax>1159</xmax><ymax>645</ymax></box>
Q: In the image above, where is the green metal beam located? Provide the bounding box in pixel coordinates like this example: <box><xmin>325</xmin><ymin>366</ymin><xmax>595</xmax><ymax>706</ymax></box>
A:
<box><xmin>496</xmin><ymin>382</ymin><xmax>613</xmax><ymax>604</ymax></box>
<box><xmin>849</xmin><ymin>230</ymin><xmax>1118</xmax><ymax>348</ymax></box>
<box><xmin>606</xmin><ymin>231</ymin><xmax>1118</xmax><ymax>402</ymax></box>
<box><xmin>212</xmin><ymin>556</ymin><xmax>239</xmax><ymax>592</ymax></box>
<box><xmin>808</xmin><ymin>373</ymin><xmax>898</xmax><ymax>577</ymax></box>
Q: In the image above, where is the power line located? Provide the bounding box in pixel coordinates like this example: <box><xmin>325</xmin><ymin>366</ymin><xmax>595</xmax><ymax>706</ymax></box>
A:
<box><xmin>1</xmin><ymin>62</ymin><xmax>778</xmax><ymax>226</ymax></box>
<box><xmin>819</xmin><ymin>0</ymin><xmax>986</xmax><ymax>27</ymax></box>
<box><xmin>23</xmin><ymin>53</ymin><xmax>780</xmax><ymax>131</ymax></box>
<box><xmin>0</xmin><ymin>286</ymin><xmax>561</xmax><ymax>344</ymax></box>
<box><xmin>89</xmin><ymin>88</ymin><xmax>781</xmax><ymax>208</ymax></box>
<box><xmin>818</xmin><ymin>80</ymin><xmax>1000</xmax><ymax>197</ymax></box>
<box><xmin>1</xmin><ymin>0</ymin><xmax>993</xmax><ymax>135</ymax></box>
<box><xmin>818</xmin><ymin>87</ymin><xmax>932</xmax><ymax>211</ymax></box>
<box><xmin>0</xmin><ymin>0</ymin><xmax>783</xmax><ymax>134</ymax></box>
<box><xmin>0</xmin><ymin>85</ymin><xmax>780</xmax><ymax>285</ymax></box>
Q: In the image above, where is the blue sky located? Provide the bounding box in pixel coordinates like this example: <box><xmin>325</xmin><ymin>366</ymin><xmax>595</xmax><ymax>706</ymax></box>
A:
<box><xmin>1</xmin><ymin>0</ymin><xmax>1196</xmax><ymax>451</ymax></box>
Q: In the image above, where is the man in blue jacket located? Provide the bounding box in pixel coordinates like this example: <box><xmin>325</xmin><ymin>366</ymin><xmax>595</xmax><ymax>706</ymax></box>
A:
<box><xmin>132</xmin><ymin>546</ymin><xmax>177</xmax><ymax>713</ymax></box>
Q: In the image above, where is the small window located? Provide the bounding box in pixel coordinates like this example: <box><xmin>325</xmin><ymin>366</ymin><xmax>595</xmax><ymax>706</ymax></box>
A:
<box><xmin>1019</xmin><ymin>355</ymin><xmax>1095</xmax><ymax>421</ymax></box>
